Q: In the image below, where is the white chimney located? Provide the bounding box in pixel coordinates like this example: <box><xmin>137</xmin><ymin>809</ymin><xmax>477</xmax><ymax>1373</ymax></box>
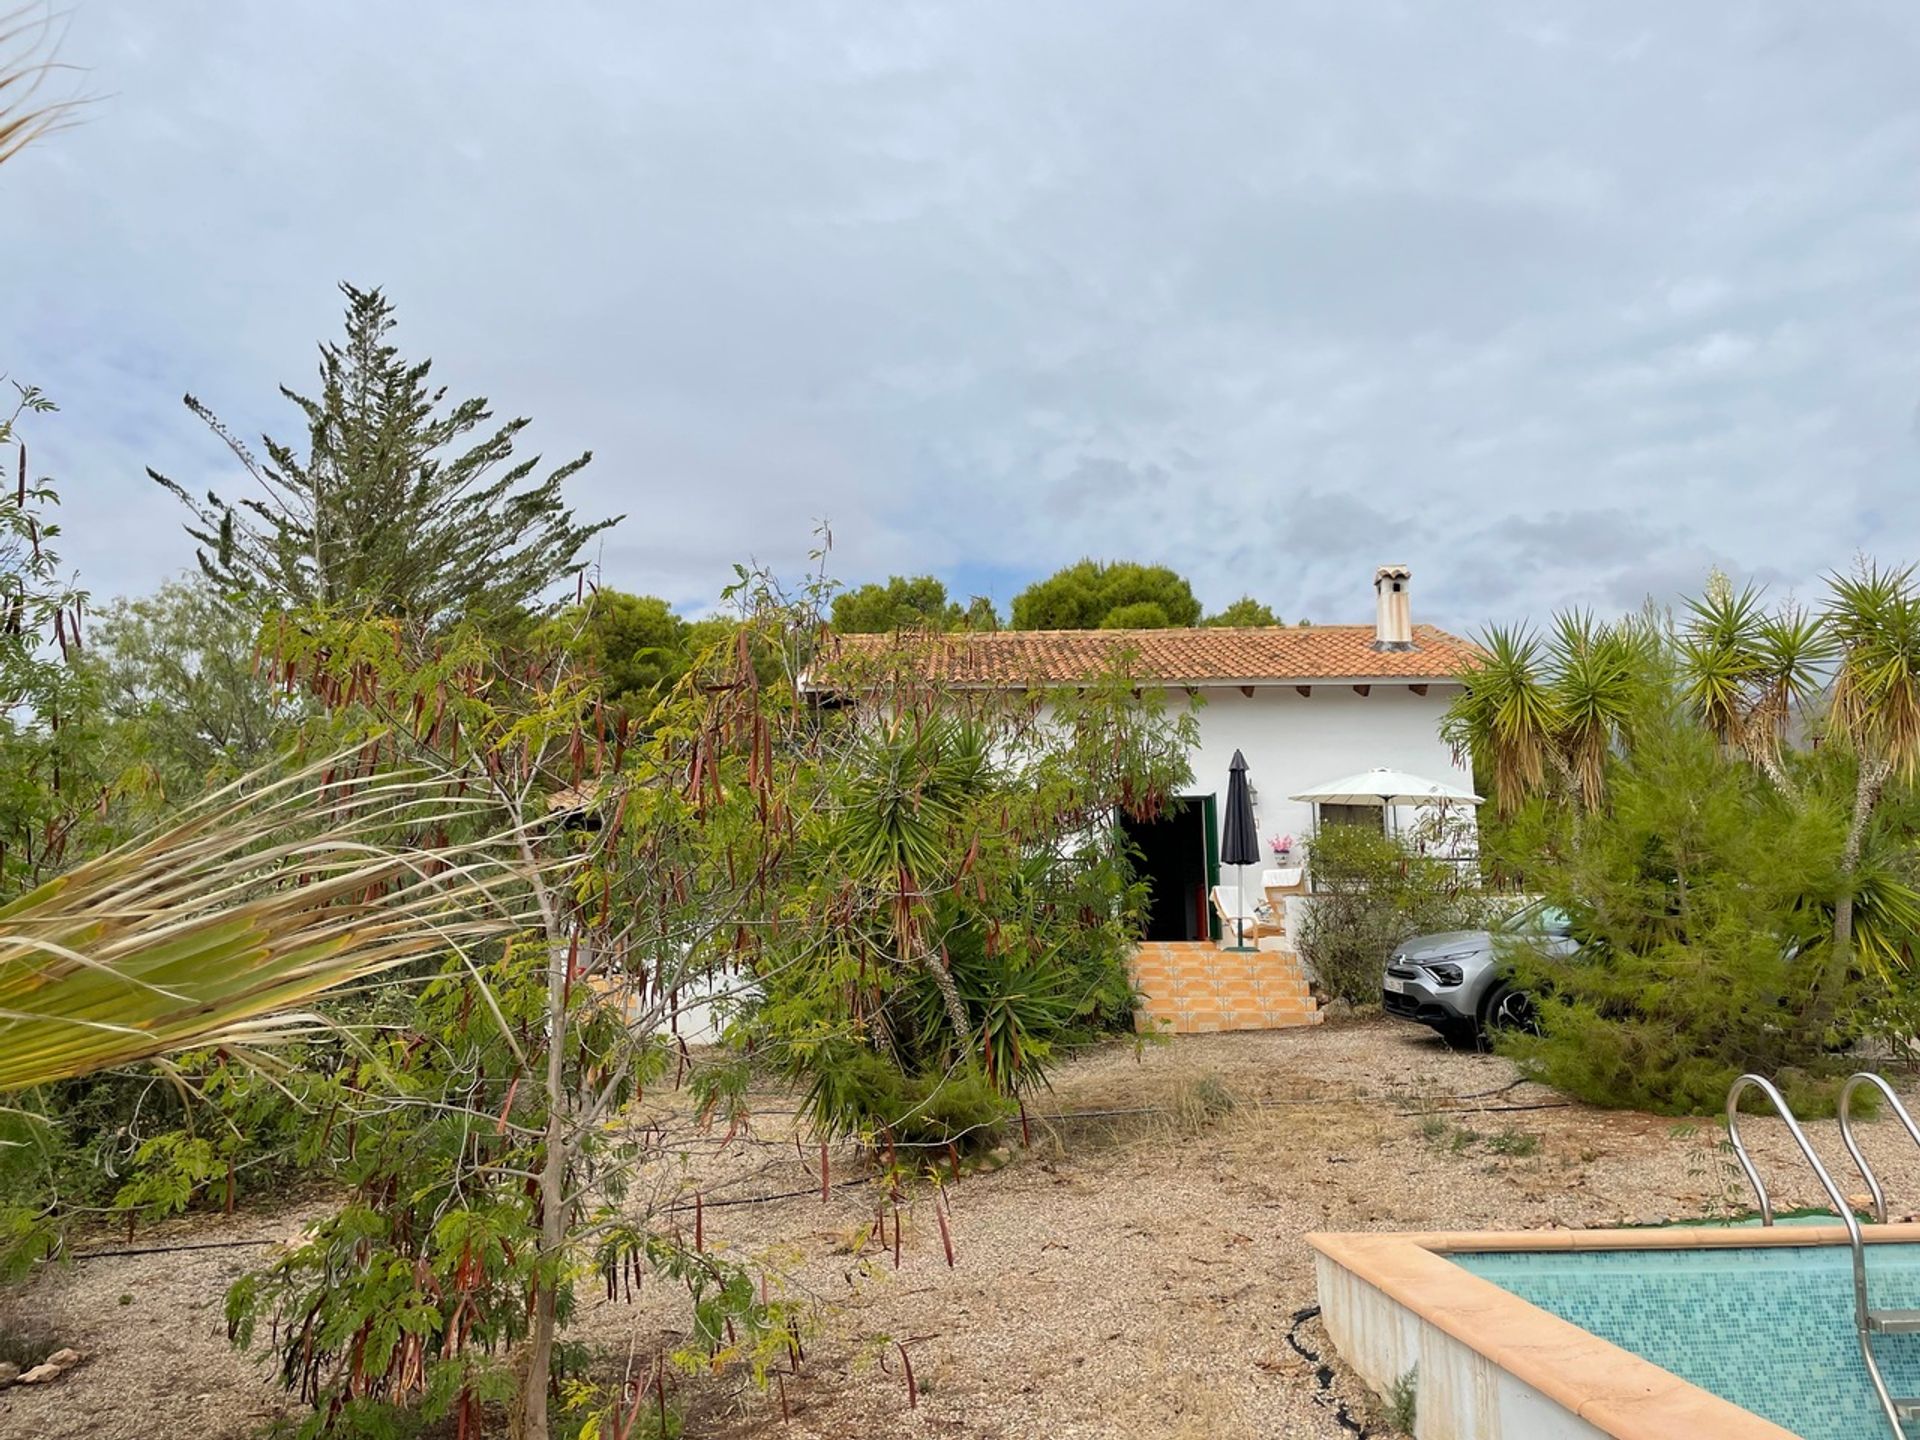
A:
<box><xmin>1373</xmin><ymin>564</ymin><xmax>1413</xmax><ymax>650</ymax></box>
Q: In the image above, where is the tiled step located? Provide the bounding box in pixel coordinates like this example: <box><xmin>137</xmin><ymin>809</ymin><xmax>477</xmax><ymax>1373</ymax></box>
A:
<box><xmin>1129</xmin><ymin>940</ymin><xmax>1322</xmax><ymax>1034</ymax></box>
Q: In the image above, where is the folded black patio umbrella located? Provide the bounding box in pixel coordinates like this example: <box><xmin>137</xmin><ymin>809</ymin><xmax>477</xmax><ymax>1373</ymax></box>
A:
<box><xmin>1221</xmin><ymin>749</ymin><xmax>1260</xmax><ymax>950</ymax></box>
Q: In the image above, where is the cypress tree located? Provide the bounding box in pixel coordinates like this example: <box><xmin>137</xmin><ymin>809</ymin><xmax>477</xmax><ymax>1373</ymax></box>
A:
<box><xmin>151</xmin><ymin>283</ymin><xmax>619</xmax><ymax>626</ymax></box>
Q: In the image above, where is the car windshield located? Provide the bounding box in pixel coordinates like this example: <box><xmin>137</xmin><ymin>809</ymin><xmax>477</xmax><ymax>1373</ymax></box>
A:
<box><xmin>1499</xmin><ymin>898</ymin><xmax>1571</xmax><ymax>935</ymax></box>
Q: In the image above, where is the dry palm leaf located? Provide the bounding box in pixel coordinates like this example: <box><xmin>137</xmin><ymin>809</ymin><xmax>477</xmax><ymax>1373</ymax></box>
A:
<box><xmin>0</xmin><ymin>7</ymin><xmax>87</xmax><ymax>169</ymax></box>
<box><xmin>0</xmin><ymin>754</ymin><xmax>548</xmax><ymax>1092</ymax></box>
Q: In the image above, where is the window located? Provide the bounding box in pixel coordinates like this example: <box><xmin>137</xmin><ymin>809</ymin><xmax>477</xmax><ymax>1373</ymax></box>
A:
<box><xmin>1501</xmin><ymin>898</ymin><xmax>1573</xmax><ymax>938</ymax></box>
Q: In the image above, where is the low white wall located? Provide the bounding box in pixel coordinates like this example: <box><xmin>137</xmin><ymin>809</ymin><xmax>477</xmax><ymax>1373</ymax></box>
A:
<box><xmin>1314</xmin><ymin>1254</ymin><xmax>1611</xmax><ymax>1440</ymax></box>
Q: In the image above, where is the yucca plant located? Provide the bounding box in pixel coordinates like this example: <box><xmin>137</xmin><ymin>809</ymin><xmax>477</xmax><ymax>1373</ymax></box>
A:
<box><xmin>1442</xmin><ymin>626</ymin><xmax>1561</xmax><ymax>815</ymax></box>
<box><xmin>831</xmin><ymin>712</ymin><xmax>991</xmax><ymax>1044</ymax></box>
<box><xmin>1678</xmin><ymin>583</ymin><xmax>1768</xmax><ymax>745</ymax></box>
<box><xmin>1549</xmin><ymin>613</ymin><xmax>1643</xmax><ymax>812</ymax></box>
<box><xmin>1456</xmin><ymin>588</ymin><xmax>1834</xmax><ymax>819</ymax></box>
<box><xmin>1676</xmin><ymin>583</ymin><xmax>1831</xmax><ymax>792</ymax></box>
<box><xmin>0</xmin><ymin>754</ymin><xmax>538</xmax><ymax>1093</ymax></box>
<box><xmin>1824</xmin><ymin>563</ymin><xmax>1920</xmax><ymax>962</ymax></box>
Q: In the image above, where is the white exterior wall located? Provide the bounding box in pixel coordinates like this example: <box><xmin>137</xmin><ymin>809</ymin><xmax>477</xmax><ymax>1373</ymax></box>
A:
<box><xmin>1173</xmin><ymin>681</ymin><xmax>1471</xmax><ymax>886</ymax></box>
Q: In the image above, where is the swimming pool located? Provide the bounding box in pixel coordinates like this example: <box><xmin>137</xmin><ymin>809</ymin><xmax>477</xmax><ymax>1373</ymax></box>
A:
<box><xmin>1310</xmin><ymin>1224</ymin><xmax>1920</xmax><ymax>1439</ymax></box>
<box><xmin>1455</xmin><ymin>1239</ymin><xmax>1920</xmax><ymax>1440</ymax></box>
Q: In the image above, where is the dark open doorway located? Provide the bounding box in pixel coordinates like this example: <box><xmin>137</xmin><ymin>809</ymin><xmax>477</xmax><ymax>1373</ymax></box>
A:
<box><xmin>1121</xmin><ymin>797</ymin><xmax>1215</xmax><ymax>942</ymax></box>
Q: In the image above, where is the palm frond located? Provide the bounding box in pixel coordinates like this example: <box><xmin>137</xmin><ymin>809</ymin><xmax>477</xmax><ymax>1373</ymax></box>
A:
<box><xmin>1678</xmin><ymin>583</ymin><xmax>1765</xmax><ymax>745</ymax></box>
<box><xmin>0</xmin><ymin>7</ymin><xmax>87</xmax><ymax>169</ymax></box>
<box><xmin>1749</xmin><ymin>604</ymin><xmax>1833</xmax><ymax>760</ymax></box>
<box><xmin>1548</xmin><ymin>613</ymin><xmax>1637</xmax><ymax>810</ymax></box>
<box><xmin>1828</xmin><ymin>563</ymin><xmax>1920</xmax><ymax>779</ymax></box>
<box><xmin>0</xmin><ymin>753</ymin><xmax>542</xmax><ymax>1092</ymax></box>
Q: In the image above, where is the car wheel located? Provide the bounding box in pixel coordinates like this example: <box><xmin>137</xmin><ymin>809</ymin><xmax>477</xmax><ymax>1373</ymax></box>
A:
<box><xmin>1480</xmin><ymin>981</ymin><xmax>1538</xmax><ymax>1038</ymax></box>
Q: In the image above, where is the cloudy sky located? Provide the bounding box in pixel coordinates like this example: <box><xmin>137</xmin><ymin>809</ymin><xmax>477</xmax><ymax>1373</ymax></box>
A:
<box><xmin>5</xmin><ymin>3</ymin><xmax>1917</xmax><ymax>633</ymax></box>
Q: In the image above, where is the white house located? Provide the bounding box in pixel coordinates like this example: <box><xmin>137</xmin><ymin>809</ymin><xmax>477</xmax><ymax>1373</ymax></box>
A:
<box><xmin>817</xmin><ymin>566</ymin><xmax>1476</xmax><ymax>946</ymax></box>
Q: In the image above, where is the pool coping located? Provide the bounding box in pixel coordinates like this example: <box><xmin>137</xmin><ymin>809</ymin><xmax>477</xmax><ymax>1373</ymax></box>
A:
<box><xmin>1308</xmin><ymin>1222</ymin><xmax>1920</xmax><ymax>1440</ymax></box>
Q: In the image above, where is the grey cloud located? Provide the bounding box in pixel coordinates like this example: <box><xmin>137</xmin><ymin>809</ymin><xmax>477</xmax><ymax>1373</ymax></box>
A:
<box><xmin>1044</xmin><ymin>457</ymin><xmax>1173</xmax><ymax>520</ymax></box>
<box><xmin>3</xmin><ymin>1</ymin><xmax>1918</xmax><ymax>636</ymax></box>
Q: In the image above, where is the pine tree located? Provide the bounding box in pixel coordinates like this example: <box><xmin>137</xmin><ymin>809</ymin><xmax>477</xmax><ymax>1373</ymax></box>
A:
<box><xmin>1010</xmin><ymin>559</ymin><xmax>1201</xmax><ymax>629</ymax></box>
<box><xmin>151</xmin><ymin>284</ymin><xmax>619</xmax><ymax>626</ymax></box>
<box><xmin>831</xmin><ymin>574</ymin><xmax>962</xmax><ymax>633</ymax></box>
<box><xmin>1203</xmin><ymin>595</ymin><xmax>1281</xmax><ymax>627</ymax></box>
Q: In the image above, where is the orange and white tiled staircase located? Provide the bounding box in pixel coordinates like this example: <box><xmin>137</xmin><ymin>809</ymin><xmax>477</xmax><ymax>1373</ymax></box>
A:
<box><xmin>1130</xmin><ymin>940</ymin><xmax>1323</xmax><ymax>1034</ymax></box>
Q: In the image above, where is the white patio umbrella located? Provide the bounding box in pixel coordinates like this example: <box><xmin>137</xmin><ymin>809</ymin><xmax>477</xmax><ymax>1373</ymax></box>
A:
<box><xmin>1290</xmin><ymin>768</ymin><xmax>1483</xmax><ymax>808</ymax></box>
<box><xmin>1289</xmin><ymin>767</ymin><xmax>1483</xmax><ymax>837</ymax></box>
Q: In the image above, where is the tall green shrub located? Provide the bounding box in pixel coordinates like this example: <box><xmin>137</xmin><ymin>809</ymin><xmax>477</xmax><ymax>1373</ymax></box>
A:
<box><xmin>1494</xmin><ymin>716</ymin><xmax>1920</xmax><ymax>1114</ymax></box>
<box><xmin>1297</xmin><ymin>822</ymin><xmax>1495</xmax><ymax>1005</ymax></box>
<box><xmin>746</xmin><ymin>647</ymin><xmax>1194</xmax><ymax>1142</ymax></box>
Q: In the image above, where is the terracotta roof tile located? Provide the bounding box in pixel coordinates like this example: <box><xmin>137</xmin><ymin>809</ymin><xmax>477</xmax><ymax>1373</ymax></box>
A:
<box><xmin>813</xmin><ymin>624</ymin><xmax>1475</xmax><ymax>687</ymax></box>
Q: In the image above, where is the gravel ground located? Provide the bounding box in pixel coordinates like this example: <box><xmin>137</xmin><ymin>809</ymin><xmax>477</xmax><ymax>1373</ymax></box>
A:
<box><xmin>9</xmin><ymin>1015</ymin><xmax>1920</xmax><ymax>1439</ymax></box>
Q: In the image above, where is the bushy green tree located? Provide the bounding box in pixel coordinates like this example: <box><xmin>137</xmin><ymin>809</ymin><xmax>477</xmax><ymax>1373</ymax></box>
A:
<box><xmin>541</xmin><ymin>587</ymin><xmax>691</xmax><ymax>708</ymax></box>
<box><xmin>1100</xmin><ymin>600</ymin><xmax>1171</xmax><ymax>628</ymax></box>
<box><xmin>1204</xmin><ymin>596</ymin><xmax>1282</xmax><ymax>627</ymax></box>
<box><xmin>1010</xmin><ymin>559</ymin><xmax>1201</xmax><ymax>630</ymax></box>
<box><xmin>831</xmin><ymin>573</ymin><xmax>962</xmax><ymax>632</ymax></box>
<box><xmin>89</xmin><ymin>577</ymin><xmax>296</xmax><ymax>794</ymax></box>
<box><xmin>150</xmin><ymin>284</ymin><xmax>619</xmax><ymax>627</ymax></box>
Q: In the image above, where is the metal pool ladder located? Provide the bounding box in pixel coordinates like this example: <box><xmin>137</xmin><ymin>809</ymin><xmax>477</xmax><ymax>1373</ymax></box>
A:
<box><xmin>1726</xmin><ymin>1073</ymin><xmax>1920</xmax><ymax>1438</ymax></box>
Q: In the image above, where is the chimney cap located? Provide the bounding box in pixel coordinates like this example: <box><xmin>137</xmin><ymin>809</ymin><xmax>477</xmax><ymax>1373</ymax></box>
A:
<box><xmin>1374</xmin><ymin>564</ymin><xmax>1412</xmax><ymax>584</ymax></box>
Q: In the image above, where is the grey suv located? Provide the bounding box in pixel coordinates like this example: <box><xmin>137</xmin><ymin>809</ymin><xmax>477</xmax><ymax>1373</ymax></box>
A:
<box><xmin>1381</xmin><ymin>898</ymin><xmax>1578</xmax><ymax>1042</ymax></box>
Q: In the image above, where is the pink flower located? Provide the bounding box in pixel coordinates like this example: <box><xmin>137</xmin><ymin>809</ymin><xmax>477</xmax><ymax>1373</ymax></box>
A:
<box><xmin>1268</xmin><ymin>833</ymin><xmax>1295</xmax><ymax>855</ymax></box>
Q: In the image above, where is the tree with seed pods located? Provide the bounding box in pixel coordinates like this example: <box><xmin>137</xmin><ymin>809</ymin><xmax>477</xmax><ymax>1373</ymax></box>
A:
<box><xmin>0</xmin><ymin>382</ymin><xmax>126</xmax><ymax>898</ymax></box>
<box><xmin>225</xmin><ymin>574</ymin><xmax>829</xmax><ymax>1440</ymax></box>
<box><xmin>213</xmin><ymin>547</ymin><xmax>1195</xmax><ymax>1437</ymax></box>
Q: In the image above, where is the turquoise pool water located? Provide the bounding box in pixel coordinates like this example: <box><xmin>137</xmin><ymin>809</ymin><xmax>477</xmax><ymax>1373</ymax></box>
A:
<box><xmin>1453</xmin><ymin>1238</ymin><xmax>1920</xmax><ymax>1440</ymax></box>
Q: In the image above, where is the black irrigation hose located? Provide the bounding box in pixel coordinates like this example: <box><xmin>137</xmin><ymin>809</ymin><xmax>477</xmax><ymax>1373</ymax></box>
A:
<box><xmin>1286</xmin><ymin>1304</ymin><xmax>1371</xmax><ymax>1437</ymax></box>
<box><xmin>70</xmin><ymin>1237</ymin><xmax>282</xmax><ymax>1260</ymax></box>
<box><xmin>668</xmin><ymin>1186</ymin><xmax>821</xmax><ymax>1213</ymax></box>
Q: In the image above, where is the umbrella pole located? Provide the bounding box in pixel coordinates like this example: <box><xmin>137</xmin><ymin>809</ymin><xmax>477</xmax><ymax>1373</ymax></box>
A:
<box><xmin>1237</xmin><ymin>867</ymin><xmax>1247</xmax><ymax>951</ymax></box>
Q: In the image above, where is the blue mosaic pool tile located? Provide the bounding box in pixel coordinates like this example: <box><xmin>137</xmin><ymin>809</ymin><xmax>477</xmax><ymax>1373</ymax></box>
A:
<box><xmin>1452</xmin><ymin>1240</ymin><xmax>1920</xmax><ymax>1440</ymax></box>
